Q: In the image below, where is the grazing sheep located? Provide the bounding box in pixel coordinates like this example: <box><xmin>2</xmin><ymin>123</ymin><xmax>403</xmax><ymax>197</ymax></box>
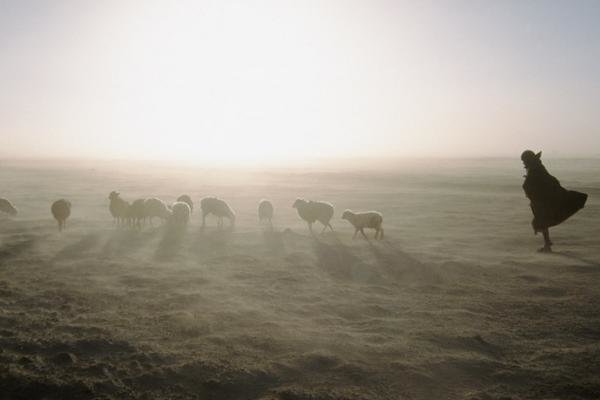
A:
<box><xmin>143</xmin><ymin>198</ymin><xmax>171</xmax><ymax>225</ymax></box>
<box><xmin>51</xmin><ymin>199</ymin><xmax>71</xmax><ymax>232</ymax></box>
<box><xmin>200</xmin><ymin>197</ymin><xmax>235</xmax><ymax>229</ymax></box>
<box><xmin>127</xmin><ymin>199</ymin><xmax>146</xmax><ymax>229</ymax></box>
<box><xmin>0</xmin><ymin>198</ymin><xmax>17</xmax><ymax>216</ymax></box>
<box><xmin>169</xmin><ymin>201</ymin><xmax>191</xmax><ymax>226</ymax></box>
<box><xmin>341</xmin><ymin>209</ymin><xmax>384</xmax><ymax>239</ymax></box>
<box><xmin>258</xmin><ymin>199</ymin><xmax>274</xmax><ymax>227</ymax></box>
<box><xmin>177</xmin><ymin>195</ymin><xmax>193</xmax><ymax>214</ymax></box>
<box><xmin>108</xmin><ymin>191</ymin><xmax>129</xmax><ymax>226</ymax></box>
<box><xmin>292</xmin><ymin>198</ymin><xmax>334</xmax><ymax>233</ymax></box>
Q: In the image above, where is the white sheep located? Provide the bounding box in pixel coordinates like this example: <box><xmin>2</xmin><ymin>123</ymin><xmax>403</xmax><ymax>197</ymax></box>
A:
<box><xmin>292</xmin><ymin>198</ymin><xmax>334</xmax><ymax>233</ymax></box>
<box><xmin>127</xmin><ymin>198</ymin><xmax>146</xmax><ymax>229</ymax></box>
<box><xmin>177</xmin><ymin>195</ymin><xmax>193</xmax><ymax>214</ymax></box>
<box><xmin>200</xmin><ymin>197</ymin><xmax>235</xmax><ymax>229</ymax></box>
<box><xmin>51</xmin><ymin>199</ymin><xmax>71</xmax><ymax>232</ymax></box>
<box><xmin>108</xmin><ymin>191</ymin><xmax>129</xmax><ymax>226</ymax></box>
<box><xmin>143</xmin><ymin>198</ymin><xmax>171</xmax><ymax>225</ymax></box>
<box><xmin>169</xmin><ymin>201</ymin><xmax>191</xmax><ymax>226</ymax></box>
<box><xmin>258</xmin><ymin>199</ymin><xmax>274</xmax><ymax>227</ymax></box>
<box><xmin>0</xmin><ymin>198</ymin><xmax>17</xmax><ymax>216</ymax></box>
<box><xmin>341</xmin><ymin>209</ymin><xmax>384</xmax><ymax>240</ymax></box>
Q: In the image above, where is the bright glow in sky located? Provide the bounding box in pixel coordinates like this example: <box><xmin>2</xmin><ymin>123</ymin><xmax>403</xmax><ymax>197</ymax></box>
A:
<box><xmin>1</xmin><ymin>1</ymin><xmax>599</xmax><ymax>164</ymax></box>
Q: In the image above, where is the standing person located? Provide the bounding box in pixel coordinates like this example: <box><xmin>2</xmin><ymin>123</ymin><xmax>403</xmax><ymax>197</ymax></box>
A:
<box><xmin>521</xmin><ymin>150</ymin><xmax>588</xmax><ymax>252</ymax></box>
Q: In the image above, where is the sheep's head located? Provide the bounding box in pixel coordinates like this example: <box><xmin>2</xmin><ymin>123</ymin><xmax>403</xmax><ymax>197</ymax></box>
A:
<box><xmin>109</xmin><ymin>191</ymin><xmax>120</xmax><ymax>200</ymax></box>
<box><xmin>292</xmin><ymin>198</ymin><xmax>306</xmax><ymax>209</ymax></box>
<box><xmin>227</xmin><ymin>206</ymin><xmax>236</xmax><ymax>222</ymax></box>
<box><xmin>341</xmin><ymin>210</ymin><xmax>353</xmax><ymax>221</ymax></box>
<box><xmin>160</xmin><ymin>207</ymin><xmax>172</xmax><ymax>218</ymax></box>
<box><xmin>5</xmin><ymin>203</ymin><xmax>18</xmax><ymax>216</ymax></box>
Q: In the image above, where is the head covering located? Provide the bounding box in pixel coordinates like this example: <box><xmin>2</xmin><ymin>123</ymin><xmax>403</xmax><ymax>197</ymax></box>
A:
<box><xmin>521</xmin><ymin>150</ymin><xmax>542</xmax><ymax>167</ymax></box>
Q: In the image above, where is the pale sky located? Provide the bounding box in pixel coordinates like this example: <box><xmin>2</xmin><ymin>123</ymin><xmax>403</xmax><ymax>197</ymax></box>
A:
<box><xmin>1</xmin><ymin>0</ymin><xmax>599</xmax><ymax>164</ymax></box>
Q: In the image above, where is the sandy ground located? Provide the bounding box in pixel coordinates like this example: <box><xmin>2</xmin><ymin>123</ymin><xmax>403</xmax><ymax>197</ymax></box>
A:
<box><xmin>1</xmin><ymin>159</ymin><xmax>599</xmax><ymax>400</ymax></box>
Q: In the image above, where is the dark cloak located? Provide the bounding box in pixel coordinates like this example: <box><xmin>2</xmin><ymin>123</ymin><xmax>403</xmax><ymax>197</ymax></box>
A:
<box><xmin>523</xmin><ymin>164</ymin><xmax>588</xmax><ymax>232</ymax></box>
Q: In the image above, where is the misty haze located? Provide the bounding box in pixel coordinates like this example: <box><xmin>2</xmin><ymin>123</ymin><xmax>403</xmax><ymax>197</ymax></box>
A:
<box><xmin>1</xmin><ymin>1</ymin><xmax>599</xmax><ymax>400</ymax></box>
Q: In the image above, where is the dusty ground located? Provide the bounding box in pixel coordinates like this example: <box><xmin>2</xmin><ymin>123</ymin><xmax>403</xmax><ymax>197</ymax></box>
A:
<box><xmin>0</xmin><ymin>159</ymin><xmax>599</xmax><ymax>399</ymax></box>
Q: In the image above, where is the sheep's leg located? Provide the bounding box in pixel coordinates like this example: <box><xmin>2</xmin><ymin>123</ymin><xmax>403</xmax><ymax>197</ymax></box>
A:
<box><xmin>327</xmin><ymin>223</ymin><xmax>334</xmax><ymax>232</ymax></box>
<box><xmin>353</xmin><ymin>229</ymin><xmax>358</xmax><ymax>239</ymax></box>
<box><xmin>359</xmin><ymin>228</ymin><xmax>368</xmax><ymax>239</ymax></box>
<box><xmin>308</xmin><ymin>222</ymin><xmax>313</xmax><ymax>234</ymax></box>
<box><xmin>320</xmin><ymin>224</ymin><xmax>327</xmax><ymax>234</ymax></box>
<box><xmin>379</xmin><ymin>227</ymin><xmax>384</xmax><ymax>239</ymax></box>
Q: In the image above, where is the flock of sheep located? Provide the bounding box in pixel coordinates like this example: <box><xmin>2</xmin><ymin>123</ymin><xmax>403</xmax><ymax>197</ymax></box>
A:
<box><xmin>0</xmin><ymin>195</ymin><xmax>385</xmax><ymax>239</ymax></box>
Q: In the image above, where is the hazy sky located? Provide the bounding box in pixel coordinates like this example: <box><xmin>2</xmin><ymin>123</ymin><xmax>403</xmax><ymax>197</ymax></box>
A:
<box><xmin>1</xmin><ymin>0</ymin><xmax>599</xmax><ymax>164</ymax></box>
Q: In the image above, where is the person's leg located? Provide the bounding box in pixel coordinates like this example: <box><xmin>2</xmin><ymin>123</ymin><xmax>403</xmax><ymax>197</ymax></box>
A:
<box><xmin>540</xmin><ymin>228</ymin><xmax>552</xmax><ymax>252</ymax></box>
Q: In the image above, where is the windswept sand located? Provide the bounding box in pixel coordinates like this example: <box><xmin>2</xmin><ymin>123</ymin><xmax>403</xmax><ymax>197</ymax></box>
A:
<box><xmin>1</xmin><ymin>159</ymin><xmax>599</xmax><ymax>399</ymax></box>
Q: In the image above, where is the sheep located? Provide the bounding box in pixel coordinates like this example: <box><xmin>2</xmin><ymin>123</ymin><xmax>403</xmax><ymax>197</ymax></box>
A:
<box><xmin>177</xmin><ymin>195</ymin><xmax>193</xmax><ymax>214</ymax></box>
<box><xmin>258</xmin><ymin>199</ymin><xmax>274</xmax><ymax>227</ymax></box>
<box><xmin>341</xmin><ymin>209</ymin><xmax>384</xmax><ymax>239</ymax></box>
<box><xmin>51</xmin><ymin>199</ymin><xmax>71</xmax><ymax>232</ymax></box>
<box><xmin>169</xmin><ymin>201</ymin><xmax>191</xmax><ymax>226</ymax></box>
<box><xmin>108</xmin><ymin>191</ymin><xmax>129</xmax><ymax>226</ymax></box>
<box><xmin>127</xmin><ymin>199</ymin><xmax>146</xmax><ymax>229</ymax></box>
<box><xmin>292</xmin><ymin>198</ymin><xmax>334</xmax><ymax>234</ymax></box>
<box><xmin>200</xmin><ymin>197</ymin><xmax>235</xmax><ymax>229</ymax></box>
<box><xmin>0</xmin><ymin>198</ymin><xmax>17</xmax><ymax>216</ymax></box>
<box><xmin>143</xmin><ymin>198</ymin><xmax>171</xmax><ymax>225</ymax></box>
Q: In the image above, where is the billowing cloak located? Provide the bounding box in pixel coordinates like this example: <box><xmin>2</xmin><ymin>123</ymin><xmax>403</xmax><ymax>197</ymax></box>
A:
<box><xmin>523</xmin><ymin>163</ymin><xmax>588</xmax><ymax>232</ymax></box>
